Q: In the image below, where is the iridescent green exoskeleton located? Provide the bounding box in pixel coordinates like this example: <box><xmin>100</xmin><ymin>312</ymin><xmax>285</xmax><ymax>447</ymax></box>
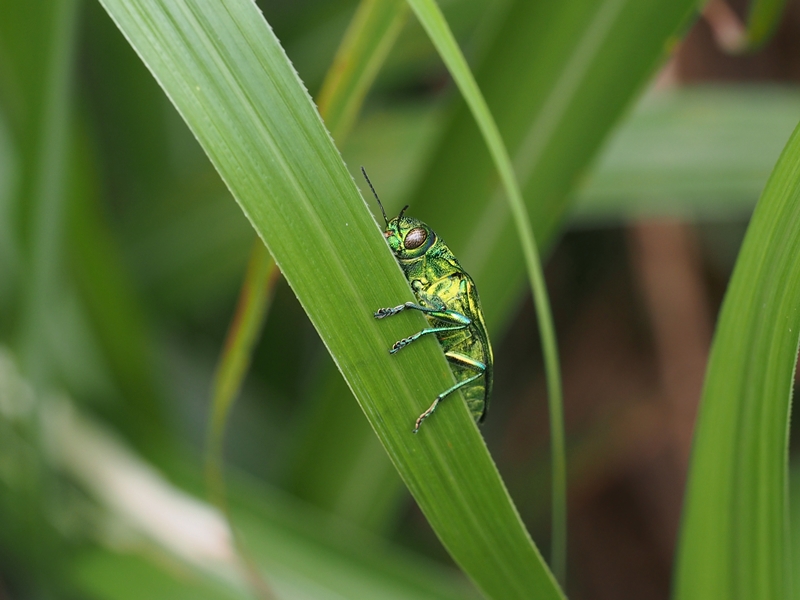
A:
<box><xmin>363</xmin><ymin>168</ymin><xmax>493</xmax><ymax>433</ymax></box>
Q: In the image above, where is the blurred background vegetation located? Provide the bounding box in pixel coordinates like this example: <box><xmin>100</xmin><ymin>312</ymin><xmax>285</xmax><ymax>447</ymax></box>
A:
<box><xmin>2</xmin><ymin>0</ymin><xmax>800</xmax><ymax>598</ymax></box>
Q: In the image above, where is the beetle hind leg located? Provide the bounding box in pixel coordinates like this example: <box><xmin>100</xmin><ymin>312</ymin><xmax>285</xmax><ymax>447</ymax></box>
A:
<box><xmin>413</xmin><ymin>369</ymin><xmax>484</xmax><ymax>433</ymax></box>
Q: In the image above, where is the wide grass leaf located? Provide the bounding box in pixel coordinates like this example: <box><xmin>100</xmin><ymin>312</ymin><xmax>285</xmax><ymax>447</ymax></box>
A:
<box><xmin>222</xmin><ymin>0</ymin><xmax>408</xmax><ymax>532</ymax></box>
<box><xmin>96</xmin><ymin>0</ymin><xmax>562</xmax><ymax>597</ymax></box>
<box><xmin>674</xmin><ymin>120</ymin><xmax>800</xmax><ymax>599</ymax></box>
<box><xmin>573</xmin><ymin>85</ymin><xmax>800</xmax><ymax>224</ymax></box>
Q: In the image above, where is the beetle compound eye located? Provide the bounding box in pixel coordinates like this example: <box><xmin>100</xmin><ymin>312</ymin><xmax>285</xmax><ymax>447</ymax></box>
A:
<box><xmin>404</xmin><ymin>227</ymin><xmax>427</xmax><ymax>250</ymax></box>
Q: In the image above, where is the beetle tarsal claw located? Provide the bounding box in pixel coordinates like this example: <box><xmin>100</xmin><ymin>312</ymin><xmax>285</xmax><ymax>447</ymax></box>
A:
<box><xmin>374</xmin><ymin>304</ymin><xmax>404</xmax><ymax>319</ymax></box>
<box><xmin>390</xmin><ymin>337</ymin><xmax>413</xmax><ymax>353</ymax></box>
<box><xmin>413</xmin><ymin>400</ymin><xmax>438</xmax><ymax>433</ymax></box>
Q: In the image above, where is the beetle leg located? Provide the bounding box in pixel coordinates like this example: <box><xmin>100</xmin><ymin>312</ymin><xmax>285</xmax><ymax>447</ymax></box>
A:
<box><xmin>375</xmin><ymin>302</ymin><xmax>470</xmax><ymax>324</ymax></box>
<box><xmin>413</xmin><ymin>370</ymin><xmax>484</xmax><ymax>433</ymax></box>
<box><xmin>374</xmin><ymin>302</ymin><xmax>428</xmax><ymax>318</ymax></box>
<box><xmin>376</xmin><ymin>303</ymin><xmax>472</xmax><ymax>353</ymax></box>
<box><xmin>389</xmin><ymin>324</ymin><xmax>466</xmax><ymax>353</ymax></box>
<box><xmin>445</xmin><ymin>351</ymin><xmax>486</xmax><ymax>373</ymax></box>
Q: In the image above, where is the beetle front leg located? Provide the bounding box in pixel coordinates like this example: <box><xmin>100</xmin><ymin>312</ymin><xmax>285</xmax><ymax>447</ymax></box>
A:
<box><xmin>375</xmin><ymin>303</ymin><xmax>472</xmax><ymax>353</ymax></box>
<box><xmin>375</xmin><ymin>302</ymin><xmax>471</xmax><ymax>325</ymax></box>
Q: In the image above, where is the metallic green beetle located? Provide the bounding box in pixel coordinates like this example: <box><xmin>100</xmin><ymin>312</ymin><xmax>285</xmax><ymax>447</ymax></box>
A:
<box><xmin>363</xmin><ymin>168</ymin><xmax>493</xmax><ymax>433</ymax></box>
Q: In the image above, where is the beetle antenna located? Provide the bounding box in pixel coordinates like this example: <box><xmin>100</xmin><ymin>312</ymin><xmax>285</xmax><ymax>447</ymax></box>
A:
<box><xmin>361</xmin><ymin>166</ymin><xmax>389</xmax><ymax>226</ymax></box>
<box><xmin>398</xmin><ymin>204</ymin><xmax>409</xmax><ymax>221</ymax></box>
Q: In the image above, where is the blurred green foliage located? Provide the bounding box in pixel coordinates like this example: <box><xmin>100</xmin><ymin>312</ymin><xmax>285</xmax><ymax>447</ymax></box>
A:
<box><xmin>3</xmin><ymin>0</ymin><xmax>800</xmax><ymax>598</ymax></box>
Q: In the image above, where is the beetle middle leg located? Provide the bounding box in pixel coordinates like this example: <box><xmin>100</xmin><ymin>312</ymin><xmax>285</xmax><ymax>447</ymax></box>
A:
<box><xmin>374</xmin><ymin>303</ymin><xmax>471</xmax><ymax>353</ymax></box>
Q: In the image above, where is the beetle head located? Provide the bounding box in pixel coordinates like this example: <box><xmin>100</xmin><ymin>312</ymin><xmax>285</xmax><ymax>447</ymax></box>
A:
<box><xmin>361</xmin><ymin>166</ymin><xmax>435</xmax><ymax>261</ymax></box>
<box><xmin>383</xmin><ymin>214</ymin><xmax>435</xmax><ymax>260</ymax></box>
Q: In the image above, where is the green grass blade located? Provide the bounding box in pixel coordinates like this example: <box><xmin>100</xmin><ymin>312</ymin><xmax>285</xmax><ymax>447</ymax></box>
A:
<box><xmin>406</xmin><ymin>0</ymin><xmax>567</xmax><ymax>583</ymax></box>
<box><xmin>0</xmin><ymin>114</ymin><xmax>16</xmax><ymax>313</ymax></box>
<box><xmin>284</xmin><ymin>363</ymin><xmax>404</xmax><ymax>531</ymax></box>
<box><xmin>745</xmin><ymin>0</ymin><xmax>787</xmax><ymax>50</ymax></box>
<box><xmin>206</xmin><ymin>241</ymin><xmax>278</xmax><ymax>507</ymax></box>
<box><xmin>317</xmin><ymin>0</ymin><xmax>408</xmax><ymax>142</ymax></box>
<box><xmin>674</xmin><ymin>121</ymin><xmax>800</xmax><ymax>599</ymax></box>
<box><xmin>204</xmin><ymin>0</ymin><xmax>405</xmax><ymax>462</ymax></box>
<box><xmin>14</xmin><ymin>0</ymin><xmax>79</xmax><ymax>385</ymax></box>
<box><xmin>207</xmin><ymin>0</ymin><xmax>408</xmax><ymax>530</ymax></box>
<box><xmin>67</xmin><ymin>123</ymin><xmax>169</xmax><ymax>447</ymax></box>
<box><xmin>205</xmin><ymin>0</ymin><xmax>406</xmax><ymax>587</ymax></box>
<box><xmin>790</xmin><ymin>462</ymin><xmax>800</xmax><ymax>600</ymax></box>
<box><xmin>96</xmin><ymin>0</ymin><xmax>563</xmax><ymax>597</ymax></box>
